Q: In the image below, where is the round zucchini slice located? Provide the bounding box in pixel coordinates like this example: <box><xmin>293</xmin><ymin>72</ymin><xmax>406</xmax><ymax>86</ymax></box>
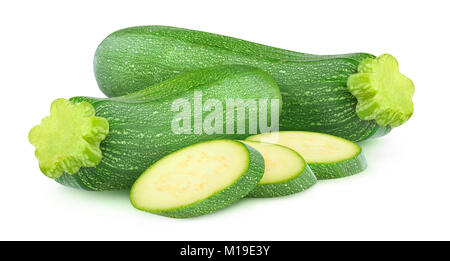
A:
<box><xmin>241</xmin><ymin>141</ymin><xmax>316</xmax><ymax>197</ymax></box>
<box><xmin>246</xmin><ymin>131</ymin><xmax>367</xmax><ymax>179</ymax></box>
<box><xmin>130</xmin><ymin>140</ymin><xmax>264</xmax><ymax>218</ymax></box>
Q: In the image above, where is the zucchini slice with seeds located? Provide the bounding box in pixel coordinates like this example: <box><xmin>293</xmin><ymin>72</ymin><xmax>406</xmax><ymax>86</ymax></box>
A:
<box><xmin>130</xmin><ymin>140</ymin><xmax>264</xmax><ymax>218</ymax></box>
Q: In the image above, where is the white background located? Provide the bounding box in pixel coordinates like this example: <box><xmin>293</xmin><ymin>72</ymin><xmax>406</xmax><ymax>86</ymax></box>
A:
<box><xmin>1</xmin><ymin>0</ymin><xmax>449</xmax><ymax>240</ymax></box>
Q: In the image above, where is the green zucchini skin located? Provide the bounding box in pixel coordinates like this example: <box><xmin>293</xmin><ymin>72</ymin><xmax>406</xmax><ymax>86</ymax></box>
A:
<box><xmin>246</xmin><ymin>165</ymin><xmax>316</xmax><ymax>198</ymax></box>
<box><xmin>94</xmin><ymin>25</ymin><xmax>391</xmax><ymax>142</ymax></box>
<box><xmin>53</xmin><ymin>65</ymin><xmax>281</xmax><ymax>191</ymax></box>
<box><xmin>132</xmin><ymin>142</ymin><xmax>265</xmax><ymax>218</ymax></box>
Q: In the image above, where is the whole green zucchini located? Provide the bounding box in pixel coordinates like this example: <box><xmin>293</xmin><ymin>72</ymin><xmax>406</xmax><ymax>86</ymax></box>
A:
<box><xmin>28</xmin><ymin>65</ymin><xmax>281</xmax><ymax>191</ymax></box>
<box><xmin>94</xmin><ymin>26</ymin><xmax>414</xmax><ymax>141</ymax></box>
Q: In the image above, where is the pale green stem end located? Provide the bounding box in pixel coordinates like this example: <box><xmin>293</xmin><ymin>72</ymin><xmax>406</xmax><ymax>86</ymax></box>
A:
<box><xmin>28</xmin><ymin>98</ymin><xmax>109</xmax><ymax>179</ymax></box>
<box><xmin>347</xmin><ymin>54</ymin><xmax>414</xmax><ymax>127</ymax></box>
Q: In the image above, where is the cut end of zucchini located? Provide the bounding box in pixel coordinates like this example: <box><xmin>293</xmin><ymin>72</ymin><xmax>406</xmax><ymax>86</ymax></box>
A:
<box><xmin>28</xmin><ymin>98</ymin><xmax>109</xmax><ymax>179</ymax></box>
<box><xmin>347</xmin><ymin>54</ymin><xmax>414</xmax><ymax>127</ymax></box>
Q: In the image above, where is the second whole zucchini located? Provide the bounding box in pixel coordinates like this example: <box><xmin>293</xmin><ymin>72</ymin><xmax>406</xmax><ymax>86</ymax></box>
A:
<box><xmin>94</xmin><ymin>26</ymin><xmax>415</xmax><ymax>142</ymax></box>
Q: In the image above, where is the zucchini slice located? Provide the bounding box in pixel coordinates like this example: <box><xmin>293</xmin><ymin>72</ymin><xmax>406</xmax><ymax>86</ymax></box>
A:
<box><xmin>246</xmin><ymin>131</ymin><xmax>367</xmax><ymax>179</ymax></box>
<box><xmin>241</xmin><ymin>141</ymin><xmax>316</xmax><ymax>197</ymax></box>
<box><xmin>130</xmin><ymin>140</ymin><xmax>264</xmax><ymax>218</ymax></box>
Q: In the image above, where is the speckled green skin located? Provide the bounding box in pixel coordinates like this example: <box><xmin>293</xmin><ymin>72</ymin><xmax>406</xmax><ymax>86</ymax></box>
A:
<box><xmin>309</xmin><ymin>152</ymin><xmax>367</xmax><ymax>180</ymax></box>
<box><xmin>94</xmin><ymin>25</ymin><xmax>391</xmax><ymax>142</ymax></box>
<box><xmin>132</xmin><ymin>142</ymin><xmax>265</xmax><ymax>218</ymax></box>
<box><xmin>246</xmin><ymin>165</ymin><xmax>316</xmax><ymax>198</ymax></box>
<box><xmin>55</xmin><ymin>66</ymin><xmax>281</xmax><ymax>191</ymax></box>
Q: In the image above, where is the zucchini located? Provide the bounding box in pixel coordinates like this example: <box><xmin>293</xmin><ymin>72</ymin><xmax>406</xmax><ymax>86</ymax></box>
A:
<box><xmin>94</xmin><ymin>26</ymin><xmax>414</xmax><ymax>141</ymax></box>
<box><xmin>28</xmin><ymin>65</ymin><xmax>281</xmax><ymax>190</ymax></box>
<box><xmin>241</xmin><ymin>141</ymin><xmax>316</xmax><ymax>198</ymax></box>
<box><xmin>130</xmin><ymin>140</ymin><xmax>265</xmax><ymax>218</ymax></box>
<box><xmin>246</xmin><ymin>131</ymin><xmax>367</xmax><ymax>179</ymax></box>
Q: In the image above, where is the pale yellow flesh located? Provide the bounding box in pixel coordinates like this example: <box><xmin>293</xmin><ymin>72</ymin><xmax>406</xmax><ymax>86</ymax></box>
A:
<box><xmin>241</xmin><ymin>141</ymin><xmax>305</xmax><ymax>184</ymax></box>
<box><xmin>247</xmin><ymin>132</ymin><xmax>360</xmax><ymax>164</ymax></box>
<box><xmin>131</xmin><ymin>140</ymin><xmax>249</xmax><ymax>210</ymax></box>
